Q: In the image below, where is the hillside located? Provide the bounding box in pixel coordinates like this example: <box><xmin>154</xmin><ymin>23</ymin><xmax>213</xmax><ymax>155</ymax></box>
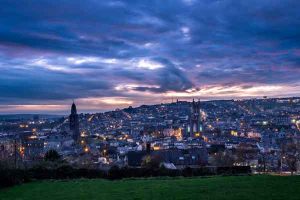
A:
<box><xmin>1</xmin><ymin>175</ymin><xmax>299</xmax><ymax>200</ymax></box>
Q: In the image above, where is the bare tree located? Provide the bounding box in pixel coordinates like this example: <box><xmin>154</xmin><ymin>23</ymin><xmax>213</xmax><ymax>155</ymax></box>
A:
<box><xmin>285</xmin><ymin>143</ymin><xmax>299</xmax><ymax>175</ymax></box>
<box><xmin>258</xmin><ymin>152</ymin><xmax>268</xmax><ymax>173</ymax></box>
<box><xmin>212</xmin><ymin>150</ymin><xmax>235</xmax><ymax>167</ymax></box>
<box><xmin>235</xmin><ymin>143</ymin><xmax>257</xmax><ymax>166</ymax></box>
<box><xmin>141</xmin><ymin>154</ymin><xmax>162</xmax><ymax>169</ymax></box>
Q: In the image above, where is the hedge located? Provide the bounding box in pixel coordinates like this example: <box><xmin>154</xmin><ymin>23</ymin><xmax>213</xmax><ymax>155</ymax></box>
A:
<box><xmin>0</xmin><ymin>166</ymin><xmax>251</xmax><ymax>188</ymax></box>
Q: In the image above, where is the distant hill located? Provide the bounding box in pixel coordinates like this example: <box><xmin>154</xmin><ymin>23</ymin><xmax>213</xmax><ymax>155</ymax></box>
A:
<box><xmin>0</xmin><ymin>114</ymin><xmax>64</xmax><ymax>121</ymax></box>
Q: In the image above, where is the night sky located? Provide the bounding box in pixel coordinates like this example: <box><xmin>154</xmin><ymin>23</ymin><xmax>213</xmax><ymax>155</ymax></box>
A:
<box><xmin>1</xmin><ymin>0</ymin><xmax>300</xmax><ymax>114</ymax></box>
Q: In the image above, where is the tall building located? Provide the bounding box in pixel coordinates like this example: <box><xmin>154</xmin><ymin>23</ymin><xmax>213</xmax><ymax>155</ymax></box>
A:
<box><xmin>188</xmin><ymin>99</ymin><xmax>203</xmax><ymax>137</ymax></box>
<box><xmin>69</xmin><ymin>102</ymin><xmax>80</xmax><ymax>143</ymax></box>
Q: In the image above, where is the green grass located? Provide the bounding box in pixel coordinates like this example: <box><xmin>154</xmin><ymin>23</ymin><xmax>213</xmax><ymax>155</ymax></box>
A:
<box><xmin>0</xmin><ymin>175</ymin><xmax>299</xmax><ymax>200</ymax></box>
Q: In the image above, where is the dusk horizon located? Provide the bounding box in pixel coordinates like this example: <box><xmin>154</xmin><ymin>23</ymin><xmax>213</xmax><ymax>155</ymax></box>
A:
<box><xmin>0</xmin><ymin>96</ymin><xmax>299</xmax><ymax>115</ymax></box>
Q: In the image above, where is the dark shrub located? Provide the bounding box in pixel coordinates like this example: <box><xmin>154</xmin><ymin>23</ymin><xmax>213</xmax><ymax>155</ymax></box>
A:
<box><xmin>44</xmin><ymin>150</ymin><xmax>61</xmax><ymax>162</ymax></box>
<box><xmin>0</xmin><ymin>166</ymin><xmax>251</xmax><ymax>188</ymax></box>
<box><xmin>108</xmin><ymin>165</ymin><xmax>122</xmax><ymax>180</ymax></box>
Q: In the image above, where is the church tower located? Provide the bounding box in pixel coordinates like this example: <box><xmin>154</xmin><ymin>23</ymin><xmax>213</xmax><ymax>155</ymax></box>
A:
<box><xmin>188</xmin><ymin>99</ymin><xmax>203</xmax><ymax>137</ymax></box>
<box><xmin>69</xmin><ymin>102</ymin><xmax>80</xmax><ymax>143</ymax></box>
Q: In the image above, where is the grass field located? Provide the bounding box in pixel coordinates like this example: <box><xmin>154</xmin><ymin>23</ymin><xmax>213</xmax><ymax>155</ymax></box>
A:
<box><xmin>0</xmin><ymin>175</ymin><xmax>299</xmax><ymax>200</ymax></box>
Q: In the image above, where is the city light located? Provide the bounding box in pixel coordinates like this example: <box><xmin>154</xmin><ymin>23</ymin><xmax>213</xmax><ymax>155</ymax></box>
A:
<box><xmin>19</xmin><ymin>124</ymin><xmax>29</xmax><ymax>128</ymax></box>
<box><xmin>0</xmin><ymin>1</ymin><xmax>299</xmax><ymax>199</ymax></box>
<box><xmin>231</xmin><ymin>130</ymin><xmax>238</xmax><ymax>137</ymax></box>
<box><xmin>153</xmin><ymin>146</ymin><xmax>160</xmax><ymax>151</ymax></box>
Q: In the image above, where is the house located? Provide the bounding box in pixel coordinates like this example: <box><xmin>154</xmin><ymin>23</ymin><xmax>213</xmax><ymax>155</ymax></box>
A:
<box><xmin>127</xmin><ymin>148</ymin><xmax>208</xmax><ymax>167</ymax></box>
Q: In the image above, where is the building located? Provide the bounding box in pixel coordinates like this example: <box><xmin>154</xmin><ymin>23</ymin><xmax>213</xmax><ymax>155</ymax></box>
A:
<box><xmin>22</xmin><ymin>137</ymin><xmax>44</xmax><ymax>160</ymax></box>
<box><xmin>127</xmin><ymin>148</ymin><xmax>208</xmax><ymax>167</ymax></box>
<box><xmin>0</xmin><ymin>139</ymin><xmax>15</xmax><ymax>160</ymax></box>
<box><xmin>188</xmin><ymin>99</ymin><xmax>203</xmax><ymax>137</ymax></box>
<box><xmin>69</xmin><ymin>102</ymin><xmax>80</xmax><ymax>143</ymax></box>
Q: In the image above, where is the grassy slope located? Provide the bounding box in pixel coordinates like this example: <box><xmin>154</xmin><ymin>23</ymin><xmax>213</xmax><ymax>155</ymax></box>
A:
<box><xmin>0</xmin><ymin>176</ymin><xmax>299</xmax><ymax>200</ymax></box>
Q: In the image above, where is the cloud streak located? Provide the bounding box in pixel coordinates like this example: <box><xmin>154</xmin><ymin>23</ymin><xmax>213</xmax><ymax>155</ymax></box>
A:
<box><xmin>0</xmin><ymin>0</ymin><xmax>299</xmax><ymax>113</ymax></box>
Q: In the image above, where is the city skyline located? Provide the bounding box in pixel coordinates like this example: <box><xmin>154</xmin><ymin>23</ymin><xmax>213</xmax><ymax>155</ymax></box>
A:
<box><xmin>1</xmin><ymin>0</ymin><xmax>300</xmax><ymax>114</ymax></box>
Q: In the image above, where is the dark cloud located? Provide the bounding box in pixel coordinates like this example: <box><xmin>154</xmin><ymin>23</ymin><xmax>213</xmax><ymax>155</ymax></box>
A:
<box><xmin>0</xmin><ymin>59</ymin><xmax>112</xmax><ymax>103</ymax></box>
<box><xmin>0</xmin><ymin>0</ymin><xmax>299</xmax><ymax>112</ymax></box>
<box><xmin>155</xmin><ymin>58</ymin><xmax>193</xmax><ymax>92</ymax></box>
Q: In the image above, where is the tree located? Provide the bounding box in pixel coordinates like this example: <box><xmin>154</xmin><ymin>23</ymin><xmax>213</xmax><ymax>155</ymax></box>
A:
<box><xmin>285</xmin><ymin>143</ymin><xmax>299</xmax><ymax>175</ymax></box>
<box><xmin>211</xmin><ymin>150</ymin><xmax>235</xmax><ymax>167</ymax></box>
<box><xmin>260</xmin><ymin>153</ymin><xmax>266</xmax><ymax>172</ymax></box>
<box><xmin>44</xmin><ymin>150</ymin><xmax>61</xmax><ymax>162</ymax></box>
<box><xmin>235</xmin><ymin>143</ymin><xmax>257</xmax><ymax>166</ymax></box>
<box><xmin>141</xmin><ymin>154</ymin><xmax>162</xmax><ymax>169</ymax></box>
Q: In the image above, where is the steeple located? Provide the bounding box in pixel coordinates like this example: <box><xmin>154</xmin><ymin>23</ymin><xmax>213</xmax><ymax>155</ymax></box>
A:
<box><xmin>188</xmin><ymin>98</ymin><xmax>203</xmax><ymax>137</ymax></box>
<box><xmin>69</xmin><ymin>101</ymin><xmax>80</xmax><ymax>143</ymax></box>
<box><xmin>71</xmin><ymin>101</ymin><xmax>77</xmax><ymax>115</ymax></box>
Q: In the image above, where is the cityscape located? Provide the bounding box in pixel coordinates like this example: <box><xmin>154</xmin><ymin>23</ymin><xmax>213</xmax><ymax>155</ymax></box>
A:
<box><xmin>0</xmin><ymin>0</ymin><xmax>300</xmax><ymax>199</ymax></box>
<box><xmin>1</xmin><ymin>97</ymin><xmax>299</xmax><ymax>173</ymax></box>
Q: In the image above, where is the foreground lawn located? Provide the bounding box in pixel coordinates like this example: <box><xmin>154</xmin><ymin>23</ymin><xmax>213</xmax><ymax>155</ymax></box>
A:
<box><xmin>0</xmin><ymin>175</ymin><xmax>299</xmax><ymax>200</ymax></box>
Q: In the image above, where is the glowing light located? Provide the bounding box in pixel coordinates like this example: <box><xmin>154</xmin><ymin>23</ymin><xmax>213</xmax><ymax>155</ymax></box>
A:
<box><xmin>231</xmin><ymin>130</ymin><xmax>238</xmax><ymax>136</ymax></box>
<box><xmin>248</xmin><ymin>132</ymin><xmax>261</xmax><ymax>138</ymax></box>
<box><xmin>81</xmin><ymin>131</ymin><xmax>87</xmax><ymax>137</ymax></box>
<box><xmin>195</xmin><ymin>133</ymin><xmax>201</xmax><ymax>137</ymax></box>
<box><xmin>153</xmin><ymin>146</ymin><xmax>160</xmax><ymax>151</ymax></box>
<box><xmin>174</xmin><ymin>128</ymin><xmax>183</xmax><ymax>141</ymax></box>
<box><xmin>19</xmin><ymin>146</ymin><xmax>25</xmax><ymax>156</ymax></box>
<box><xmin>103</xmin><ymin>149</ymin><xmax>107</xmax><ymax>155</ymax></box>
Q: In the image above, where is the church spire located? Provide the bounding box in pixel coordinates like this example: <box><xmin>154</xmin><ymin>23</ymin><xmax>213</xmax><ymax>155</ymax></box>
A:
<box><xmin>70</xmin><ymin>101</ymin><xmax>80</xmax><ymax>143</ymax></box>
<box><xmin>71</xmin><ymin>101</ymin><xmax>77</xmax><ymax>115</ymax></box>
